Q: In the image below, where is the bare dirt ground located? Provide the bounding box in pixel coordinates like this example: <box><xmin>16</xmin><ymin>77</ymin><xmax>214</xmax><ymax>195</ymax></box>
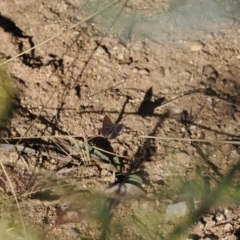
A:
<box><xmin>0</xmin><ymin>0</ymin><xmax>240</xmax><ymax>239</ymax></box>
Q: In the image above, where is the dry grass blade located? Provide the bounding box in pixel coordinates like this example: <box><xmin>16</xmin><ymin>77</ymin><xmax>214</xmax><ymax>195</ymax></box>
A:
<box><xmin>1</xmin><ymin>134</ymin><xmax>239</xmax><ymax>145</ymax></box>
<box><xmin>82</xmin><ymin>129</ymin><xmax>92</xmax><ymax>163</ymax></box>
<box><xmin>125</xmin><ymin>135</ymin><xmax>240</xmax><ymax>144</ymax></box>
<box><xmin>0</xmin><ymin>162</ymin><xmax>27</xmax><ymax>239</ymax></box>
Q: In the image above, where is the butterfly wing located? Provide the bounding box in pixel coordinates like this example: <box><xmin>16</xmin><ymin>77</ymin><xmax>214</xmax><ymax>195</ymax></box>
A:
<box><xmin>108</xmin><ymin>124</ymin><xmax>124</xmax><ymax>139</ymax></box>
<box><xmin>100</xmin><ymin>115</ymin><xmax>113</xmax><ymax>137</ymax></box>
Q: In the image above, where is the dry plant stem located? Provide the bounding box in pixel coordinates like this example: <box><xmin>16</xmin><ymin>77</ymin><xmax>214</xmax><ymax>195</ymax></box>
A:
<box><xmin>82</xmin><ymin>129</ymin><xmax>91</xmax><ymax>162</ymax></box>
<box><xmin>0</xmin><ymin>1</ymin><xmax>120</xmax><ymax>67</ymax></box>
<box><xmin>51</xmin><ymin>139</ymin><xmax>70</xmax><ymax>157</ymax></box>
<box><xmin>1</xmin><ymin>135</ymin><xmax>239</xmax><ymax>144</ymax></box>
<box><xmin>19</xmin><ymin>154</ymin><xmax>30</xmax><ymax>172</ymax></box>
<box><xmin>20</xmin><ymin>182</ymin><xmax>86</xmax><ymax>198</ymax></box>
<box><xmin>128</xmin><ymin>135</ymin><xmax>240</xmax><ymax>144</ymax></box>
<box><xmin>0</xmin><ymin>162</ymin><xmax>27</xmax><ymax>239</ymax></box>
<box><xmin>90</xmin><ymin>145</ymin><xmax>127</xmax><ymax>158</ymax></box>
<box><xmin>156</xmin><ymin>90</ymin><xmax>239</xmax><ymax>110</ymax></box>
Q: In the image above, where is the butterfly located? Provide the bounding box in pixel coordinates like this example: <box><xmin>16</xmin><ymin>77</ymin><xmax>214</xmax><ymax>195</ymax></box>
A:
<box><xmin>100</xmin><ymin>115</ymin><xmax>124</xmax><ymax>139</ymax></box>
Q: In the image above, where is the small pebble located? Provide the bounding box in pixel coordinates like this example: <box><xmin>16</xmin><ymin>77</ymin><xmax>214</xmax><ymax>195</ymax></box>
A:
<box><xmin>117</xmin><ymin>53</ymin><xmax>124</xmax><ymax>60</ymax></box>
<box><xmin>67</xmin><ymin>228</ymin><xmax>79</xmax><ymax>237</ymax></box>
<box><xmin>215</xmin><ymin>213</ymin><xmax>225</xmax><ymax>222</ymax></box>
<box><xmin>166</xmin><ymin>201</ymin><xmax>187</xmax><ymax>218</ymax></box>
<box><xmin>224</xmin><ymin>223</ymin><xmax>233</xmax><ymax>231</ymax></box>
<box><xmin>105</xmin><ymin>182</ymin><xmax>145</xmax><ymax>200</ymax></box>
<box><xmin>190</xmin><ymin>41</ymin><xmax>204</xmax><ymax>51</ymax></box>
<box><xmin>202</xmin><ymin>64</ymin><xmax>218</xmax><ymax>78</ymax></box>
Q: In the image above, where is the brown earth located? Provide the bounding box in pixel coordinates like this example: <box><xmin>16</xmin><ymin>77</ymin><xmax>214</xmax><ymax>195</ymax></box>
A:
<box><xmin>0</xmin><ymin>0</ymin><xmax>240</xmax><ymax>239</ymax></box>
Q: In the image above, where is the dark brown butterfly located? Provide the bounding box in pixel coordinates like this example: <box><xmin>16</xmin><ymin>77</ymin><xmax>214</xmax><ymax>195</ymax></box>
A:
<box><xmin>100</xmin><ymin>115</ymin><xmax>124</xmax><ymax>139</ymax></box>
